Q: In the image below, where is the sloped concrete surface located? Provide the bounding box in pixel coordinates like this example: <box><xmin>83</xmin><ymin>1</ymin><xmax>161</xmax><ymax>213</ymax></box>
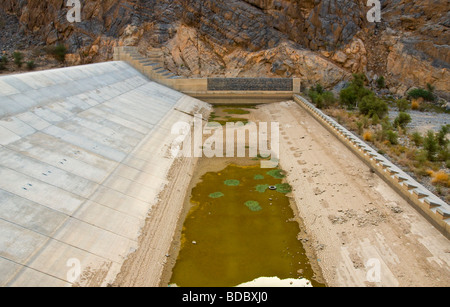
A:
<box><xmin>0</xmin><ymin>62</ymin><xmax>211</xmax><ymax>286</ymax></box>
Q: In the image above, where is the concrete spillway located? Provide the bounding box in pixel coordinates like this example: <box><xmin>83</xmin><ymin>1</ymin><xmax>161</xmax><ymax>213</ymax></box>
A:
<box><xmin>0</xmin><ymin>62</ymin><xmax>210</xmax><ymax>286</ymax></box>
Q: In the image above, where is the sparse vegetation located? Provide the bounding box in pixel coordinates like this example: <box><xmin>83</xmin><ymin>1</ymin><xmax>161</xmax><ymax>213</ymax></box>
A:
<box><xmin>46</xmin><ymin>44</ymin><xmax>68</xmax><ymax>63</ymax></box>
<box><xmin>376</xmin><ymin>76</ymin><xmax>385</xmax><ymax>89</ymax></box>
<box><xmin>26</xmin><ymin>60</ymin><xmax>36</xmax><ymax>71</ymax></box>
<box><xmin>308</xmin><ymin>84</ymin><xmax>336</xmax><ymax>109</ymax></box>
<box><xmin>0</xmin><ymin>55</ymin><xmax>7</xmax><ymax>70</ymax></box>
<box><xmin>306</xmin><ymin>75</ymin><xmax>449</xmax><ymax>199</ymax></box>
<box><xmin>339</xmin><ymin>73</ymin><xmax>372</xmax><ymax>110</ymax></box>
<box><xmin>359</xmin><ymin>94</ymin><xmax>389</xmax><ymax>119</ymax></box>
<box><xmin>393</xmin><ymin>112</ymin><xmax>412</xmax><ymax>130</ymax></box>
<box><xmin>396</xmin><ymin>99</ymin><xmax>410</xmax><ymax>112</ymax></box>
<box><xmin>407</xmin><ymin>88</ymin><xmax>435</xmax><ymax>102</ymax></box>
<box><xmin>13</xmin><ymin>51</ymin><xmax>24</xmax><ymax>68</ymax></box>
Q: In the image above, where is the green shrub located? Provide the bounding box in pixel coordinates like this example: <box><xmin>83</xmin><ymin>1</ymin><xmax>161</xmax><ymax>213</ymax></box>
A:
<box><xmin>437</xmin><ymin>125</ymin><xmax>449</xmax><ymax>147</ymax></box>
<box><xmin>26</xmin><ymin>60</ymin><xmax>36</xmax><ymax>71</ymax></box>
<box><xmin>340</xmin><ymin>74</ymin><xmax>372</xmax><ymax>109</ymax></box>
<box><xmin>423</xmin><ymin>130</ymin><xmax>439</xmax><ymax>161</ymax></box>
<box><xmin>407</xmin><ymin>88</ymin><xmax>435</xmax><ymax>102</ymax></box>
<box><xmin>386</xmin><ymin>130</ymin><xmax>399</xmax><ymax>145</ymax></box>
<box><xmin>356</xmin><ymin>121</ymin><xmax>363</xmax><ymax>135</ymax></box>
<box><xmin>371</xmin><ymin>114</ymin><xmax>380</xmax><ymax>126</ymax></box>
<box><xmin>314</xmin><ymin>84</ymin><xmax>324</xmax><ymax>95</ymax></box>
<box><xmin>309</xmin><ymin>86</ymin><xmax>335</xmax><ymax>109</ymax></box>
<box><xmin>394</xmin><ymin>112</ymin><xmax>412</xmax><ymax>130</ymax></box>
<box><xmin>359</xmin><ymin>94</ymin><xmax>389</xmax><ymax>119</ymax></box>
<box><xmin>322</xmin><ymin>91</ymin><xmax>336</xmax><ymax>106</ymax></box>
<box><xmin>396</xmin><ymin>99</ymin><xmax>410</xmax><ymax>112</ymax></box>
<box><xmin>13</xmin><ymin>52</ymin><xmax>23</xmax><ymax>68</ymax></box>
<box><xmin>411</xmin><ymin>132</ymin><xmax>423</xmax><ymax>147</ymax></box>
<box><xmin>47</xmin><ymin>44</ymin><xmax>67</xmax><ymax>63</ymax></box>
<box><xmin>376</xmin><ymin>76</ymin><xmax>385</xmax><ymax>89</ymax></box>
<box><xmin>340</xmin><ymin>87</ymin><xmax>358</xmax><ymax>109</ymax></box>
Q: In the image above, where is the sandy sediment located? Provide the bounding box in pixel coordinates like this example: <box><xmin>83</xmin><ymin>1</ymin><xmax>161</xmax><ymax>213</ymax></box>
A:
<box><xmin>253</xmin><ymin>101</ymin><xmax>450</xmax><ymax>287</ymax></box>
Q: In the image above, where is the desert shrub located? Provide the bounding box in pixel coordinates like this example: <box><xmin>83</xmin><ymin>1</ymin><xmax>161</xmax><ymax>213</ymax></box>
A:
<box><xmin>393</xmin><ymin>112</ymin><xmax>412</xmax><ymax>130</ymax></box>
<box><xmin>356</xmin><ymin>121</ymin><xmax>363</xmax><ymax>135</ymax></box>
<box><xmin>376</xmin><ymin>76</ymin><xmax>385</xmax><ymax>89</ymax></box>
<box><xmin>363</xmin><ymin>131</ymin><xmax>373</xmax><ymax>142</ymax></box>
<box><xmin>314</xmin><ymin>83</ymin><xmax>324</xmax><ymax>94</ymax></box>
<box><xmin>371</xmin><ymin>113</ymin><xmax>380</xmax><ymax>126</ymax></box>
<box><xmin>13</xmin><ymin>51</ymin><xmax>23</xmax><ymax>68</ymax></box>
<box><xmin>411</xmin><ymin>132</ymin><xmax>423</xmax><ymax>147</ymax></box>
<box><xmin>438</xmin><ymin>147</ymin><xmax>450</xmax><ymax>162</ymax></box>
<box><xmin>411</xmin><ymin>100</ymin><xmax>420</xmax><ymax>110</ymax></box>
<box><xmin>426</xmin><ymin>83</ymin><xmax>435</xmax><ymax>93</ymax></box>
<box><xmin>0</xmin><ymin>55</ymin><xmax>7</xmax><ymax>70</ymax></box>
<box><xmin>26</xmin><ymin>60</ymin><xmax>36</xmax><ymax>71</ymax></box>
<box><xmin>396</xmin><ymin>99</ymin><xmax>410</xmax><ymax>112</ymax></box>
<box><xmin>386</xmin><ymin>130</ymin><xmax>399</xmax><ymax>145</ymax></box>
<box><xmin>46</xmin><ymin>44</ymin><xmax>67</xmax><ymax>63</ymax></box>
<box><xmin>437</xmin><ymin>125</ymin><xmax>449</xmax><ymax>147</ymax></box>
<box><xmin>322</xmin><ymin>91</ymin><xmax>336</xmax><ymax>106</ymax></box>
<box><xmin>309</xmin><ymin>85</ymin><xmax>335</xmax><ymax>109</ymax></box>
<box><xmin>423</xmin><ymin>130</ymin><xmax>439</xmax><ymax>161</ymax></box>
<box><xmin>340</xmin><ymin>74</ymin><xmax>372</xmax><ymax>109</ymax></box>
<box><xmin>359</xmin><ymin>94</ymin><xmax>389</xmax><ymax>119</ymax></box>
<box><xmin>340</xmin><ymin>87</ymin><xmax>358</xmax><ymax>109</ymax></box>
<box><xmin>408</xmin><ymin>88</ymin><xmax>435</xmax><ymax>102</ymax></box>
<box><xmin>429</xmin><ymin>171</ymin><xmax>450</xmax><ymax>187</ymax></box>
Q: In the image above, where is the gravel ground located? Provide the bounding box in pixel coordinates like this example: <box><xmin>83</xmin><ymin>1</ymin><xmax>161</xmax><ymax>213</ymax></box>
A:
<box><xmin>389</xmin><ymin>110</ymin><xmax>449</xmax><ymax>134</ymax></box>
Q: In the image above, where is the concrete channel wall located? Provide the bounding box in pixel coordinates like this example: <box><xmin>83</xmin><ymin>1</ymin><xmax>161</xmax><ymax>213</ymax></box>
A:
<box><xmin>0</xmin><ymin>61</ymin><xmax>211</xmax><ymax>286</ymax></box>
<box><xmin>114</xmin><ymin>46</ymin><xmax>300</xmax><ymax>104</ymax></box>
<box><xmin>294</xmin><ymin>95</ymin><xmax>450</xmax><ymax>239</ymax></box>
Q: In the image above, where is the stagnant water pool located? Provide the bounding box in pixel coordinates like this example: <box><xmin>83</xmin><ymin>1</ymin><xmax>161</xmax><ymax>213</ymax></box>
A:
<box><xmin>169</xmin><ymin>163</ymin><xmax>324</xmax><ymax>287</ymax></box>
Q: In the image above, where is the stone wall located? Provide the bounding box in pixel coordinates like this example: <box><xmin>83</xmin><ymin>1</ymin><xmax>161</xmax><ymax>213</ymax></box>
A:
<box><xmin>207</xmin><ymin>78</ymin><xmax>293</xmax><ymax>91</ymax></box>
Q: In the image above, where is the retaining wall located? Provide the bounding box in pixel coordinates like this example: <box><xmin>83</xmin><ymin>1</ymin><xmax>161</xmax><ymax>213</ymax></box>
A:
<box><xmin>294</xmin><ymin>95</ymin><xmax>450</xmax><ymax>239</ymax></box>
<box><xmin>114</xmin><ymin>46</ymin><xmax>300</xmax><ymax>104</ymax></box>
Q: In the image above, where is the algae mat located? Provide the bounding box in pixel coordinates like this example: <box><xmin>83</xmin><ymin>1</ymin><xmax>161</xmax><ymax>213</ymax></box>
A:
<box><xmin>170</xmin><ymin>164</ymin><xmax>323</xmax><ymax>287</ymax></box>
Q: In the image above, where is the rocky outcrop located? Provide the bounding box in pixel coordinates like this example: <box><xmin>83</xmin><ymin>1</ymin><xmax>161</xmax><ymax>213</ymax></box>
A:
<box><xmin>0</xmin><ymin>0</ymin><xmax>448</xmax><ymax>98</ymax></box>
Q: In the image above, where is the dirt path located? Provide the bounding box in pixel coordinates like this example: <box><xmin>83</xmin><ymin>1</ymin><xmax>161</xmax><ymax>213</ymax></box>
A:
<box><xmin>253</xmin><ymin>101</ymin><xmax>450</xmax><ymax>287</ymax></box>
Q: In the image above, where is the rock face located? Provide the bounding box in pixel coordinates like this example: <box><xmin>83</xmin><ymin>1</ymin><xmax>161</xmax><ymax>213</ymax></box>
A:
<box><xmin>0</xmin><ymin>0</ymin><xmax>448</xmax><ymax>96</ymax></box>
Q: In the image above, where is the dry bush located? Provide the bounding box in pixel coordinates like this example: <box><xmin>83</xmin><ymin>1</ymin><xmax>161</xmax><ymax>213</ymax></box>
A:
<box><xmin>411</xmin><ymin>100</ymin><xmax>420</xmax><ymax>110</ymax></box>
<box><xmin>428</xmin><ymin>170</ymin><xmax>450</xmax><ymax>187</ymax></box>
<box><xmin>363</xmin><ymin>131</ymin><xmax>373</xmax><ymax>142</ymax></box>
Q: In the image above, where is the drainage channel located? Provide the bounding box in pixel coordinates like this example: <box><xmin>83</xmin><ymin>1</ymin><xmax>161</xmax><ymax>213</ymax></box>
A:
<box><xmin>162</xmin><ymin>105</ymin><xmax>325</xmax><ymax>287</ymax></box>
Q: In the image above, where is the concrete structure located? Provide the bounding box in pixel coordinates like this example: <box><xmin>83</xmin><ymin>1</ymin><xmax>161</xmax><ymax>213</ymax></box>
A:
<box><xmin>0</xmin><ymin>61</ymin><xmax>210</xmax><ymax>286</ymax></box>
<box><xmin>114</xmin><ymin>46</ymin><xmax>301</xmax><ymax>104</ymax></box>
<box><xmin>294</xmin><ymin>95</ymin><xmax>450</xmax><ymax>239</ymax></box>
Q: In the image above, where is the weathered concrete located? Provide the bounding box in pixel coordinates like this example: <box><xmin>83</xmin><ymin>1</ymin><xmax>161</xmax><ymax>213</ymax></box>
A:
<box><xmin>114</xmin><ymin>46</ymin><xmax>301</xmax><ymax>104</ymax></box>
<box><xmin>0</xmin><ymin>61</ymin><xmax>211</xmax><ymax>286</ymax></box>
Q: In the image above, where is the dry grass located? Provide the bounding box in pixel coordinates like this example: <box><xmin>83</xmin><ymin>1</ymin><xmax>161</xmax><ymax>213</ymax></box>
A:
<box><xmin>428</xmin><ymin>170</ymin><xmax>450</xmax><ymax>187</ymax></box>
<box><xmin>363</xmin><ymin>131</ymin><xmax>373</xmax><ymax>142</ymax></box>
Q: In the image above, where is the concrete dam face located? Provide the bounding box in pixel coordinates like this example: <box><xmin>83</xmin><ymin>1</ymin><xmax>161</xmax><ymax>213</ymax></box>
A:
<box><xmin>0</xmin><ymin>61</ymin><xmax>210</xmax><ymax>286</ymax></box>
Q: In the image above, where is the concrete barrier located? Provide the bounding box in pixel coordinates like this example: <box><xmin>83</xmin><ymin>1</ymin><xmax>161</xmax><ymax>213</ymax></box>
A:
<box><xmin>293</xmin><ymin>94</ymin><xmax>450</xmax><ymax>239</ymax></box>
<box><xmin>114</xmin><ymin>46</ymin><xmax>301</xmax><ymax>104</ymax></box>
<box><xmin>0</xmin><ymin>61</ymin><xmax>211</xmax><ymax>286</ymax></box>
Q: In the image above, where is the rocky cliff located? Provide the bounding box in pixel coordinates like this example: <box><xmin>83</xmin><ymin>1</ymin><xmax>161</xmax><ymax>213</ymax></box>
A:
<box><xmin>0</xmin><ymin>0</ymin><xmax>448</xmax><ymax>97</ymax></box>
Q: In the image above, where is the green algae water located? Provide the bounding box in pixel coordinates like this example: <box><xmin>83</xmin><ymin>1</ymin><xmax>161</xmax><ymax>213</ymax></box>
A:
<box><xmin>169</xmin><ymin>164</ymin><xmax>323</xmax><ymax>287</ymax></box>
